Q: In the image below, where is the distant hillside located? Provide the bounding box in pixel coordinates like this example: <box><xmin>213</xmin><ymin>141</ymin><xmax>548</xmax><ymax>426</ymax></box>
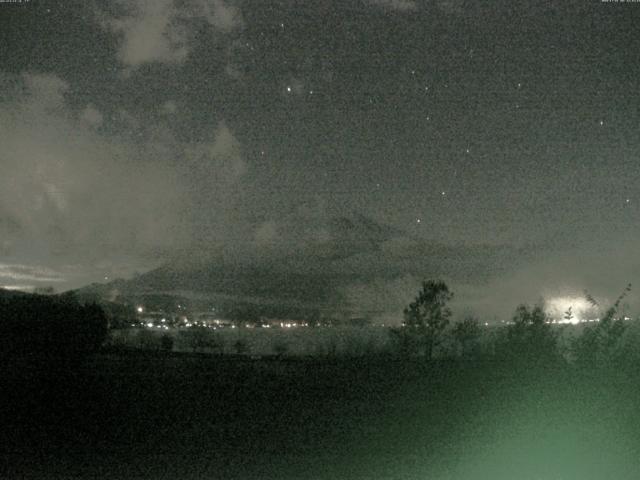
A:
<box><xmin>0</xmin><ymin>288</ymin><xmax>32</xmax><ymax>300</ymax></box>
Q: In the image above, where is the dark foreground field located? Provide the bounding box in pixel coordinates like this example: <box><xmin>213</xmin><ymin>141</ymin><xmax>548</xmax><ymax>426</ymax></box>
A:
<box><xmin>2</xmin><ymin>352</ymin><xmax>640</xmax><ymax>479</ymax></box>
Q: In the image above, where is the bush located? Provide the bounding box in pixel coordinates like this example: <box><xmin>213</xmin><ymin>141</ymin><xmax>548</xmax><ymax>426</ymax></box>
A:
<box><xmin>178</xmin><ymin>328</ymin><xmax>224</xmax><ymax>353</ymax></box>
<box><xmin>233</xmin><ymin>338</ymin><xmax>249</xmax><ymax>355</ymax></box>
<box><xmin>136</xmin><ymin>329</ymin><xmax>161</xmax><ymax>351</ymax></box>
<box><xmin>160</xmin><ymin>334</ymin><xmax>174</xmax><ymax>352</ymax></box>
<box><xmin>572</xmin><ymin>285</ymin><xmax>631</xmax><ymax>369</ymax></box>
<box><xmin>272</xmin><ymin>339</ymin><xmax>289</xmax><ymax>357</ymax></box>
<box><xmin>573</xmin><ymin>318</ymin><xmax>626</xmax><ymax>368</ymax></box>
<box><xmin>389</xmin><ymin>326</ymin><xmax>421</xmax><ymax>357</ymax></box>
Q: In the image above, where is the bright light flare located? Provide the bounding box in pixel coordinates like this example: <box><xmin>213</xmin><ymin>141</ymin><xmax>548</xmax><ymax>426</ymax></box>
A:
<box><xmin>545</xmin><ymin>296</ymin><xmax>597</xmax><ymax>324</ymax></box>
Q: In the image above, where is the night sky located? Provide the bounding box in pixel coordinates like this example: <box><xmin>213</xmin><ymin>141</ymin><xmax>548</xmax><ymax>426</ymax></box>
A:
<box><xmin>1</xmin><ymin>0</ymin><xmax>639</xmax><ymax>319</ymax></box>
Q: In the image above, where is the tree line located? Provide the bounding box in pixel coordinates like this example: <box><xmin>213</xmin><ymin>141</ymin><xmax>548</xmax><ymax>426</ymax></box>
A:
<box><xmin>1</xmin><ymin>280</ymin><xmax>637</xmax><ymax>369</ymax></box>
<box><xmin>392</xmin><ymin>279</ymin><xmax>636</xmax><ymax>369</ymax></box>
<box><xmin>0</xmin><ymin>290</ymin><xmax>107</xmax><ymax>369</ymax></box>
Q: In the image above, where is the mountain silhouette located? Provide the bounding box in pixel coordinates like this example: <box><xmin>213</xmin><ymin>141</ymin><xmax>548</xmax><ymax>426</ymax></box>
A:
<box><xmin>77</xmin><ymin>213</ymin><xmax>533</xmax><ymax>314</ymax></box>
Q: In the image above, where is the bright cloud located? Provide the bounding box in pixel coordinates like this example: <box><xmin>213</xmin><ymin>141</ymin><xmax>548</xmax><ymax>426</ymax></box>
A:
<box><xmin>101</xmin><ymin>0</ymin><xmax>243</xmax><ymax>67</ymax></box>
<box><xmin>0</xmin><ymin>73</ymin><xmax>188</xmax><ymax>268</ymax></box>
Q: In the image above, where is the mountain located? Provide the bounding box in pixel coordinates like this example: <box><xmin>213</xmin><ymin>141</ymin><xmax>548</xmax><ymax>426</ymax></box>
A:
<box><xmin>0</xmin><ymin>288</ymin><xmax>32</xmax><ymax>300</ymax></box>
<box><xmin>76</xmin><ymin>213</ymin><xmax>536</xmax><ymax>317</ymax></box>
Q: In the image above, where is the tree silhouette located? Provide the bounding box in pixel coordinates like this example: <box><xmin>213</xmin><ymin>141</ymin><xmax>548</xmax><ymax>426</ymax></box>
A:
<box><xmin>395</xmin><ymin>280</ymin><xmax>453</xmax><ymax>360</ymax></box>
<box><xmin>574</xmin><ymin>285</ymin><xmax>631</xmax><ymax>367</ymax></box>
<box><xmin>452</xmin><ymin>316</ymin><xmax>482</xmax><ymax>358</ymax></box>
<box><xmin>501</xmin><ymin>304</ymin><xmax>560</xmax><ymax>365</ymax></box>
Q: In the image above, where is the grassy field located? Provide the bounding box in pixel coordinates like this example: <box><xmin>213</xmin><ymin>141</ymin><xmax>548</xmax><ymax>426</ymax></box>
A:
<box><xmin>107</xmin><ymin>326</ymin><xmax>393</xmax><ymax>357</ymax></box>
<box><xmin>2</xmin><ymin>351</ymin><xmax>640</xmax><ymax>479</ymax></box>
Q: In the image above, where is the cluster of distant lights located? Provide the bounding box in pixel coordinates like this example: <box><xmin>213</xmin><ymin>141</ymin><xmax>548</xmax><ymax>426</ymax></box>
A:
<box><xmin>136</xmin><ymin>321</ymin><xmax>310</xmax><ymax>330</ymax></box>
<box><xmin>134</xmin><ymin>298</ymin><xmax>635</xmax><ymax>332</ymax></box>
<box><xmin>134</xmin><ymin>306</ymin><xmax>314</xmax><ymax>330</ymax></box>
<box><xmin>147</xmin><ymin>322</ymin><xmax>170</xmax><ymax>330</ymax></box>
<box><xmin>134</xmin><ymin>319</ymin><xmax>234</xmax><ymax>330</ymax></box>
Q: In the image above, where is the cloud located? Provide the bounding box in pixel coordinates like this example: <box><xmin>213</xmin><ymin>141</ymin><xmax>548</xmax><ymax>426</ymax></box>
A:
<box><xmin>2</xmin><ymin>70</ymin><xmax>252</xmax><ymax>290</ymax></box>
<box><xmin>224</xmin><ymin>63</ymin><xmax>242</xmax><ymax>79</ymax></box>
<box><xmin>179</xmin><ymin>121</ymin><xmax>248</xmax><ymax>247</ymax></box>
<box><xmin>102</xmin><ymin>0</ymin><xmax>243</xmax><ymax>67</ymax></box>
<box><xmin>0</xmin><ymin>263</ymin><xmax>66</xmax><ymax>283</ymax></box>
<box><xmin>453</xmin><ymin>239</ymin><xmax>640</xmax><ymax>322</ymax></box>
<box><xmin>366</xmin><ymin>0</ymin><xmax>417</xmax><ymax>11</ymax></box>
<box><xmin>200</xmin><ymin>0</ymin><xmax>243</xmax><ymax>31</ymax></box>
<box><xmin>80</xmin><ymin>104</ymin><xmax>104</xmax><ymax>127</ymax></box>
<box><xmin>21</xmin><ymin>74</ymin><xmax>68</xmax><ymax>109</ymax></box>
<box><xmin>254</xmin><ymin>221</ymin><xmax>279</xmax><ymax>247</ymax></box>
<box><xmin>343</xmin><ymin>275</ymin><xmax>420</xmax><ymax>323</ymax></box>
<box><xmin>0</xmin><ymin>73</ymin><xmax>189</xmax><ymax>272</ymax></box>
<box><xmin>159</xmin><ymin>99</ymin><xmax>178</xmax><ymax>115</ymax></box>
<box><xmin>435</xmin><ymin>0</ymin><xmax>464</xmax><ymax>15</ymax></box>
<box><xmin>106</xmin><ymin>0</ymin><xmax>187</xmax><ymax>66</ymax></box>
<box><xmin>186</xmin><ymin>121</ymin><xmax>247</xmax><ymax>184</ymax></box>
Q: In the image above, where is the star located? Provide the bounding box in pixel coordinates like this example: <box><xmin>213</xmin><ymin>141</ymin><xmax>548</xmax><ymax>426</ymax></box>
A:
<box><xmin>441</xmin><ymin>191</ymin><xmax>446</xmax><ymax>196</ymax></box>
<box><xmin>416</xmin><ymin>218</ymin><xmax>422</xmax><ymax>224</ymax></box>
<box><xmin>286</xmin><ymin>86</ymin><xmax>292</xmax><ymax>93</ymax></box>
<box><xmin>599</xmin><ymin>120</ymin><xmax>604</xmax><ymax>126</ymax></box>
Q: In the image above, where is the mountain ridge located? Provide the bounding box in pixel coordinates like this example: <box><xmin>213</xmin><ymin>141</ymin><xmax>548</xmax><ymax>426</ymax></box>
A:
<box><xmin>75</xmin><ymin>213</ymin><xmax>537</xmax><ymax>316</ymax></box>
